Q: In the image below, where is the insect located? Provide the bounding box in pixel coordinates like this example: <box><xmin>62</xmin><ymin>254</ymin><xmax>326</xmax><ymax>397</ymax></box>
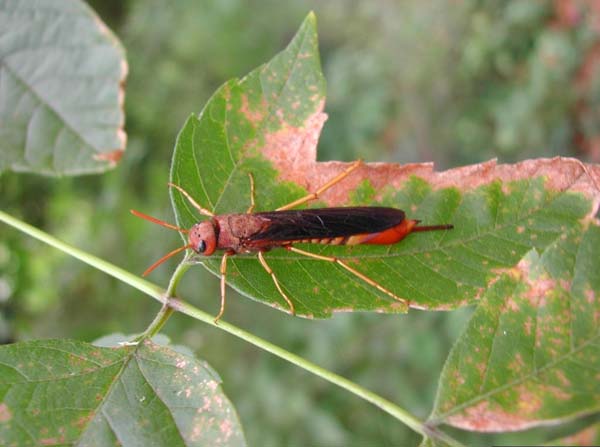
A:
<box><xmin>131</xmin><ymin>160</ymin><xmax>453</xmax><ymax>322</ymax></box>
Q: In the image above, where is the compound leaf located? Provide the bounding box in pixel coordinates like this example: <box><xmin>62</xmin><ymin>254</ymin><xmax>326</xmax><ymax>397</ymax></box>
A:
<box><xmin>0</xmin><ymin>339</ymin><xmax>245</xmax><ymax>446</ymax></box>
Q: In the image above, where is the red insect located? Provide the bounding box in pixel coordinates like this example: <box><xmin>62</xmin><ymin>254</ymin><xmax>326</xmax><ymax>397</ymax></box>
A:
<box><xmin>132</xmin><ymin>161</ymin><xmax>453</xmax><ymax>322</ymax></box>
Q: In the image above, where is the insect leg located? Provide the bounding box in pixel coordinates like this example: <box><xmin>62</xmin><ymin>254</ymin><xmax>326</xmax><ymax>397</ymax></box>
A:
<box><xmin>215</xmin><ymin>252</ymin><xmax>230</xmax><ymax>324</ymax></box>
<box><xmin>168</xmin><ymin>183</ymin><xmax>215</xmax><ymax>217</ymax></box>
<box><xmin>287</xmin><ymin>246</ymin><xmax>409</xmax><ymax>309</ymax></box>
<box><xmin>246</xmin><ymin>173</ymin><xmax>256</xmax><ymax>214</ymax></box>
<box><xmin>257</xmin><ymin>251</ymin><xmax>296</xmax><ymax>315</ymax></box>
<box><xmin>276</xmin><ymin>159</ymin><xmax>363</xmax><ymax>211</ymax></box>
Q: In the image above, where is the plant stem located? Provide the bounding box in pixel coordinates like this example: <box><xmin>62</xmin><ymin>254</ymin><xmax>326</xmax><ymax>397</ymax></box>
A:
<box><xmin>136</xmin><ymin>302</ymin><xmax>174</xmax><ymax>342</ymax></box>
<box><xmin>0</xmin><ymin>210</ymin><xmax>163</xmax><ymax>301</ymax></box>
<box><xmin>138</xmin><ymin>258</ymin><xmax>191</xmax><ymax>340</ymax></box>
<box><xmin>0</xmin><ymin>210</ymin><xmax>465</xmax><ymax>446</ymax></box>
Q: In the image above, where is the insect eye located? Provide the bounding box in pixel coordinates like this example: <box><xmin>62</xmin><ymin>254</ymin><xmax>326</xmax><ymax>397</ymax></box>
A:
<box><xmin>197</xmin><ymin>240</ymin><xmax>206</xmax><ymax>253</ymax></box>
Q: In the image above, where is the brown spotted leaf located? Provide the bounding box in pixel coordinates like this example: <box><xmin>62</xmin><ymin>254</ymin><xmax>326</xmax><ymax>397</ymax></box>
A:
<box><xmin>0</xmin><ymin>339</ymin><xmax>245</xmax><ymax>446</ymax></box>
<box><xmin>168</xmin><ymin>13</ymin><xmax>600</xmax><ymax>324</ymax></box>
<box><xmin>0</xmin><ymin>0</ymin><xmax>127</xmax><ymax>175</ymax></box>
<box><xmin>429</xmin><ymin>223</ymin><xmax>600</xmax><ymax>432</ymax></box>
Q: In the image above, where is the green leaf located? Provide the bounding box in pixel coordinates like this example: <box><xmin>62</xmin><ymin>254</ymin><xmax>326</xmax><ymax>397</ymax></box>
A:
<box><xmin>0</xmin><ymin>0</ymin><xmax>127</xmax><ymax>175</ymax></box>
<box><xmin>430</xmin><ymin>224</ymin><xmax>600</xmax><ymax>431</ymax></box>
<box><xmin>0</xmin><ymin>339</ymin><xmax>245</xmax><ymax>446</ymax></box>
<box><xmin>168</xmin><ymin>13</ymin><xmax>600</xmax><ymax>320</ymax></box>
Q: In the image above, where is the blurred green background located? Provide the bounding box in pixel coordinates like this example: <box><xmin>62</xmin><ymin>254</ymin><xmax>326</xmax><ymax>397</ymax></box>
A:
<box><xmin>2</xmin><ymin>1</ymin><xmax>600</xmax><ymax>445</ymax></box>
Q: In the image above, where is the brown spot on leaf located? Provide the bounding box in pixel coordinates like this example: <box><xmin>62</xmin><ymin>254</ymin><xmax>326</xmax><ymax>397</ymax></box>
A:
<box><xmin>74</xmin><ymin>414</ymin><xmax>93</xmax><ymax>429</ymax></box>
<box><xmin>559</xmin><ymin>279</ymin><xmax>571</xmax><ymax>291</ymax></box>
<box><xmin>508</xmin><ymin>352</ymin><xmax>526</xmax><ymax>373</ymax></box>
<box><xmin>0</xmin><ymin>403</ymin><xmax>12</xmax><ymax>422</ymax></box>
<box><xmin>554</xmin><ymin>369</ymin><xmax>571</xmax><ymax>387</ymax></box>
<box><xmin>446</xmin><ymin>400</ymin><xmax>536</xmax><ymax>431</ymax></box>
<box><xmin>454</xmin><ymin>370</ymin><xmax>466</xmax><ymax>386</ymax></box>
<box><xmin>474</xmin><ymin>359</ymin><xmax>487</xmax><ymax>379</ymax></box>
<box><xmin>94</xmin><ymin>149</ymin><xmax>124</xmax><ymax>167</ymax></box>
<box><xmin>585</xmin><ymin>287</ymin><xmax>596</xmax><ymax>304</ymax></box>
<box><xmin>239</xmin><ymin>94</ymin><xmax>265</xmax><ymax>124</ymax></box>
<box><xmin>513</xmin><ymin>257</ymin><xmax>557</xmax><ymax>307</ymax></box>
<box><xmin>547</xmin><ymin>384</ymin><xmax>571</xmax><ymax>401</ymax></box>
<box><xmin>515</xmin><ymin>383</ymin><xmax>543</xmax><ymax>414</ymax></box>
<box><xmin>220</xmin><ymin>419</ymin><xmax>233</xmax><ymax>440</ymax></box>
<box><xmin>448</xmin><ymin>381</ymin><xmax>549</xmax><ymax>432</ymax></box>
<box><xmin>524</xmin><ymin>279</ymin><xmax>556</xmax><ymax>305</ymax></box>
<box><xmin>176</xmin><ymin>359</ymin><xmax>188</xmax><ymax>369</ymax></box>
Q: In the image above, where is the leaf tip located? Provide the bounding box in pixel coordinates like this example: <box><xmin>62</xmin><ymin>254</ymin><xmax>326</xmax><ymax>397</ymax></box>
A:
<box><xmin>305</xmin><ymin>11</ymin><xmax>318</xmax><ymax>25</ymax></box>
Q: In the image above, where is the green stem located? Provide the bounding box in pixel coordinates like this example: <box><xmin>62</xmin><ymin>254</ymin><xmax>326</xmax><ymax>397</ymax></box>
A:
<box><xmin>0</xmin><ymin>210</ymin><xmax>464</xmax><ymax>447</ymax></box>
<box><xmin>135</xmin><ymin>302</ymin><xmax>173</xmax><ymax>342</ymax></box>
<box><xmin>138</xmin><ymin>259</ymin><xmax>191</xmax><ymax>340</ymax></box>
<box><xmin>0</xmin><ymin>210</ymin><xmax>163</xmax><ymax>301</ymax></box>
<box><xmin>165</xmin><ymin>256</ymin><xmax>191</xmax><ymax>297</ymax></box>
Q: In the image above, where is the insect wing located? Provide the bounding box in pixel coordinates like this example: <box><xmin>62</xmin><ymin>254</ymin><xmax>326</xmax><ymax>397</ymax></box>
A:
<box><xmin>249</xmin><ymin>207</ymin><xmax>406</xmax><ymax>242</ymax></box>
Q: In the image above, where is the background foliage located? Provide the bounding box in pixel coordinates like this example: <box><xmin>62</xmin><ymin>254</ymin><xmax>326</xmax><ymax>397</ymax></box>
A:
<box><xmin>2</xmin><ymin>1</ymin><xmax>600</xmax><ymax>445</ymax></box>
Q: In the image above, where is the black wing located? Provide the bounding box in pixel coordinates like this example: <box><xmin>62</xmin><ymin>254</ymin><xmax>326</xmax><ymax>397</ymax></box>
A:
<box><xmin>249</xmin><ymin>207</ymin><xmax>405</xmax><ymax>241</ymax></box>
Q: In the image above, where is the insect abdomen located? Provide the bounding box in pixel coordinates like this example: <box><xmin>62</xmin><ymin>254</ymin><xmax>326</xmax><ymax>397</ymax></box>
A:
<box><xmin>293</xmin><ymin>219</ymin><xmax>420</xmax><ymax>247</ymax></box>
<box><xmin>295</xmin><ymin>236</ymin><xmax>349</xmax><ymax>245</ymax></box>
